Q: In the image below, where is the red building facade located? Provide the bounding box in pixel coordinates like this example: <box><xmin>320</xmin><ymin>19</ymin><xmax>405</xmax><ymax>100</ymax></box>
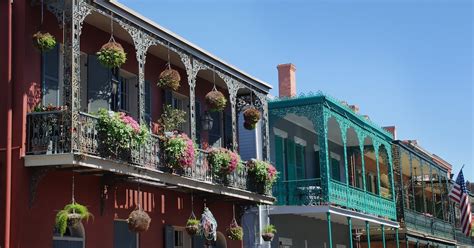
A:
<box><xmin>0</xmin><ymin>0</ymin><xmax>273</xmax><ymax>247</ymax></box>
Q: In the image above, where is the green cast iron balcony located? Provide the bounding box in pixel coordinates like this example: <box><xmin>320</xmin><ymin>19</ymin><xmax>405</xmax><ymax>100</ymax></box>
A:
<box><xmin>273</xmin><ymin>178</ymin><xmax>397</xmax><ymax>220</ymax></box>
<box><xmin>404</xmin><ymin>209</ymin><xmax>454</xmax><ymax>241</ymax></box>
<box><xmin>455</xmin><ymin>229</ymin><xmax>474</xmax><ymax>246</ymax></box>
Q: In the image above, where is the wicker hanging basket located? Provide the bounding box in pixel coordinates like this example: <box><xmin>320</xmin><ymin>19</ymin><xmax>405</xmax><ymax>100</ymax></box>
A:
<box><xmin>158</xmin><ymin>66</ymin><xmax>181</xmax><ymax>91</ymax></box>
<box><xmin>226</xmin><ymin>219</ymin><xmax>243</xmax><ymax>241</ymax></box>
<box><xmin>32</xmin><ymin>31</ymin><xmax>57</xmax><ymax>52</ymax></box>
<box><xmin>127</xmin><ymin>209</ymin><xmax>151</xmax><ymax>232</ymax></box>
<box><xmin>205</xmin><ymin>90</ymin><xmax>227</xmax><ymax>112</ymax></box>
<box><xmin>96</xmin><ymin>38</ymin><xmax>127</xmax><ymax>68</ymax></box>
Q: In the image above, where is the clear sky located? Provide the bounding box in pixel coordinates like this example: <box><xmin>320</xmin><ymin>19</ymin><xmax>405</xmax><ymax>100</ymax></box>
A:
<box><xmin>119</xmin><ymin>0</ymin><xmax>473</xmax><ymax>178</ymax></box>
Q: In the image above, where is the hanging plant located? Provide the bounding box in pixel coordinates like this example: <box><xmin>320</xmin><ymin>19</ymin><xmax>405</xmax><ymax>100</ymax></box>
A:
<box><xmin>205</xmin><ymin>90</ymin><xmax>227</xmax><ymax>112</ymax></box>
<box><xmin>207</xmin><ymin>148</ymin><xmax>240</xmax><ymax>181</ymax></box>
<box><xmin>96</xmin><ymin>40</ymin><xmax>127</xmax><ymax>68</ymax></box>
<box><xmin>226</xmin><ymin>207</ymin><xmax>243</xmax><ymax>241</ymax></box>
<box><xmin>247</xmin><ymin>159</ymin><xmax>278</xmax><ymax>194</ymax></box>
<box><xmin>158</xmin><ymin>66</ymin><xmax>181</xmax><ymax>91</ymax></box>
<box><xmin>127</xmin><ymin>209</ymin><xmax>151</xmax><ymax>232</ymax></box>
<box><xmin>261</xmin><ymin>224</ymin><xmax>277</xmax><ymax>241</ymax></box>
<box><xmin>243</xmin><ymin>107</ymin><xmax>261</xmax><ymax>130</ymax></box>
<box><xmin>162</xmin><ymin>132</ymin><xmax>196</xmax><ymax>170</ymax></box>
<box><xmin>55</xmin><ymin>202</ymin><xmax>92</xmax><ymax>236</ymax></box>
<box><xmin>200</xmin><ymin>207</ymin><xmax>218</xmax><ymax>241</ymax></box>
<box><xmin>32</xmin><ymin>31</ymin><xmax>57</xmax><ymax>52</ymax></box>
<box><xmin>185</xmin><ymin>218</ymin><xmax>200</xmax><ymax>235</ymax></box>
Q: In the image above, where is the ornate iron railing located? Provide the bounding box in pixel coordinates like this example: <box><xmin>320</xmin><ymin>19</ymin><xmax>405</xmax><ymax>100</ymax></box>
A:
<box><xmin>404</xmin><ymin>209</ymin><xmax>455</xmax><ymax>240</ymax></box>
<box><xmin>455</xmin><ymin>229</ymin><xmax>474</xmax><ymax>246</ymax></box>
<box><xmin>26</xmin><ymin>111</ymin><xmax>254</xmax><ymax>193</ymax></box>
<box><xmin>328</xmin><ymin>179</ymin><xmax>397</xmax><ymax>220</ymax></box>
<box><xmin>26</xmin><ymin>111</ymin><xmax>68</xmax><ymax>155</ymax></box>
<box><xmin>273</xmin><ymin>178</ymin><xmax>323</xmax><ymax>206</ymax></box>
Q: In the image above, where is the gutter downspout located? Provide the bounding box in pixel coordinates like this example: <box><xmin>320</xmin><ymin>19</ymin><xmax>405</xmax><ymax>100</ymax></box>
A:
<box><xmin>3</xmin><ymin>0</ymin><xmax>13</xmax><ymax>247</ymax></box>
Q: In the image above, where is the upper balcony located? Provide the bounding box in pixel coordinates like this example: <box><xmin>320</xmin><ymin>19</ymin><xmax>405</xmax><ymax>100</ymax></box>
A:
<box><xmin>25</xmin><ymin>0</ymin><xmax>274</xmax><ymax>204</ymax></box>
<box><xmin>268</xmin><ymin>92</ymin><xmax>397</xmax><ymax>220</ymax></box>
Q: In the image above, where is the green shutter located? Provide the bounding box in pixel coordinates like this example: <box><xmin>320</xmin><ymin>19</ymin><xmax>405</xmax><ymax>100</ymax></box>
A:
<box><xmin>274</xmin><ymin>136</ymin><xmax>284</xmax><ymax>176</ymax></box>
<box><xmin>331</xmin><ymin>158</ymin><xmax>340</xmax><ymax>181</ymax></box>
<box><xmin>295</xmin><ymin>144</ymin><xmax>306</xmax><ymax>179</ymax></box>
<box><xmin>286</xmin><ymin>140</ymin><xmax>296</xmax><ymax>181</ymax></box>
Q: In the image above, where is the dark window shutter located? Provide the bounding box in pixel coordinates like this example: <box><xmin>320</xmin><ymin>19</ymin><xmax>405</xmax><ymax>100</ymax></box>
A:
<box><xmin>113</xmin><ymin>220</ymin><xmax>136</xmax><ymax>248</ymax></box>
<box><xmin>314</xmin><ymin>151</ymin><xmax>321</xmax><ymax>179</ymax></box>
<box><xmin>192</xmin><ymin>234</ymin><xmax>205</xmax><ymax>248</ymax></box>
<box><xmin>286</xmin><ymin>140</ymin><xmax>296</xmax><ymax>181</ymax></box>
<box><xmin>42</xmin><ymin>44</ymin><xmax>60</xmax><ymax>106</ymax></box>
<box><xmin>208</xmin><ymin>112</ymin><xmax>221</xmax><ymax>147</ymax></box>
<box><xmin>87</xmin><ymin>55</ymin><xmax>112</xmax><ymax>113</ymax></box>
<box><xmin>145</xmin><ymin>80</ymin><xmax>152</xmax><ymax>124</ymax></box>
<box><xmin>164</xmin><ymin>225</ymin><xmax>174</xmax><ymax>248</ymax></box>
<box><xmin>164</xmin><ymin>89</ymin><xmax>173</xmax><ymax>106</ymax></box>
<box><xmin>274</xmin><ymin>136</ymin><xmax>284</xmax><ymax>176</ymax></box>
<box><xmin>52</xmin><ymin>240</ymin><xmax>84</xmax><ymax>248</ymax></box>
<box><xmin>331</xmin><ymin>158</ymin><xmax>340</xmax><ymax>181</ymax></box>
<box><xmin>195</xmin><ymin>101</ymin><xmax>202</xmax><ymax>146</ymax></box>
<box><xmin>224</xmin><ymin>113</ymin><xmax>232</xmax><ymax>149</ymax></box>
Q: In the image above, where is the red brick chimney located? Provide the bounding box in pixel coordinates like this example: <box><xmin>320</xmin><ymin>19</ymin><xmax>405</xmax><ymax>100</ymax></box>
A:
<box><xmin>277</xmin><ymin>63</ymin><xmax>296</xmax><ymax>98</ymax></box>
<box><xmin>383</xmin><ymin>126</ymin><xmax>397</xmax><ymax>139</ymax></box>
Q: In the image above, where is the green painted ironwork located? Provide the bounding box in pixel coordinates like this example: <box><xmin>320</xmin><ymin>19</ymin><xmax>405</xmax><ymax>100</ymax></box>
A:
<box><xmin>382</xmin><ymin>224</ymin><xmax>386</xmax><ymax>248</ymax></box>
<box><xmin>327</xmin><ymin>212</ymin><xmax>333</xmax><ymax>248</ymax></box>
<box><xmin>348</xmin><ymin>217</ymin><xmax>353</xmax><ymax>248</ymax></box>
<box><xmin>404</xmin><ymin>209</ymin><xmax>455</xmax><ymax>240</ymax></box>
<box><xmin>273</xmin><ymin>179</ymin><xmax>322</xmax><ymax>206</ymax></box>
<box><xmin>396</xmin><ymin>228</ymin><xmax>400</xmax><ymax>248</ymax></box>
<box><xmin>366</xmin><ymin>221</ymin><xmax>371</xmax><ymax>248</ymax></box>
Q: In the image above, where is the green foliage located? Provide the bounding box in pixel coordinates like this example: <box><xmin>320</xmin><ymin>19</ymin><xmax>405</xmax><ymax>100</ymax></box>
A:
<box><xmin>247</xmin><ymin>159</ymin><xmax>278</xmax><ymax>189</ymax></box>
<box><xmin>186</xmin><ymin>218</ymin><xmax>200</xmax><ymax>226</ymax></box>
<box><xmin>158</xmin><ymin>105</ymin><xmax>186</xmax><ymax>133</ymax></box>
<box><xmin>96</xmin><ymin>41</ymin><xmax>127</xmax><ymax>68</ymax></box>
<box><xmin>205</xmin><ymin>90</ymin><xmax>227</xmax><ymax>112</ymax></box>
<box><xmin>55</xmin><ymin>203</ymin><xmax>92</xmax><ymax>236</ymax></box>
<box><xmin>262</xmin><ymin>224</ymin><xmax>277</xmax><ymax>234</ymax></box>
<box><xmin>97</xmin><ymin>109</ymin><xmax>149</xmax><ymax>154</ymax></box>
<box><xmin>158</xmin><ymin>68</ymin><xmax>181</xmax><ymax>91</ymax></box>
<box><xmin>208</xmin><ymin>148</ymin><xmax>241</xmax><ymax>178</ymax></box>
<box><xmin>32</xmin><ymin>32</ymin><xmax>56</xmax><ymax>52</ymax></box>
<box><xmin>227</xmin><ymin>226</ymin><xmax>243</xmax><ymax>240</ymax></box>
<box><xmin>163</xmin><ymin>133</ymin><xmax>196</xmax><ymax>169</ymax></box>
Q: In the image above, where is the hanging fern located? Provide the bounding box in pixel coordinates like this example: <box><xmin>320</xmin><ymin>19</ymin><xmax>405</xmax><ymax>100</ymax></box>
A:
<box><xmin>55</xmin><ymin>203</ymin><xmax>92</xmax><ymax>236</ymax></box>
<box><xmin>32</xmin><ymin>31</ymin><xmax>56</xmax><ymax>52</ymax></box>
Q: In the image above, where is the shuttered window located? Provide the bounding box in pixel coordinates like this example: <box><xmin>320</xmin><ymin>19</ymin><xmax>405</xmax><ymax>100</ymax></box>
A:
<box><xmin>42</xmin><ymin>44</ymin><xmax>62</xmax><ymax>106</ymax></box>
<box><xmin>286</xmin><ymin>140</ymin><xmax>296</xmax><ymax>181</ymax></box>
<box><xmin>295</xmin><ymin>144</ymin><xmax>306</xmax><ymax>179</ymax></box>
<box><xmin>114</xmin><ymin>220</ymin><xmax>137</xmax><ymax>248</ymax></box>
<box><xmin>87</xmin><ymin>55</ymin><xmax>111</xmax><ymax>113</ymax></box>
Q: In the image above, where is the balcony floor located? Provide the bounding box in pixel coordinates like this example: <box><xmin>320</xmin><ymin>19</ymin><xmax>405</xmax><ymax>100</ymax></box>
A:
<box><xmin>25</xmin><ymin>153</ymin><xmax>275</xmax><ymax>204</ymax></box>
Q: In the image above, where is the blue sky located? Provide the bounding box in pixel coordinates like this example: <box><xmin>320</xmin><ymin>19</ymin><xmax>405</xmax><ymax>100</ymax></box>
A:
<box><xmin>120</xmin><ymin>0</ymin><xmax>473</xmax><ymax>178</ymax></box>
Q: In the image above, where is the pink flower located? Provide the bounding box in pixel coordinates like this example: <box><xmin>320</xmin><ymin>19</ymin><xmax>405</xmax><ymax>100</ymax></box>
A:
<box><xmin>119</xmin><ymin>114</ymin><xmax>140</xmax><ymax>133</ymax></box>
<box><xmin>267</xmin><ymin>164</ymin><xmax>277</xmax><ymax>180</ymax></box>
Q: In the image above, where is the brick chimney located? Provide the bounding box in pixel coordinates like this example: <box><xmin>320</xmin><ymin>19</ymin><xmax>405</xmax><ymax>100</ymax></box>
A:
<box><xmin>277</xmin><ymin>63</ymin><xmax>296</xmax><ymax>98</ymax></box>
<box><xmin>383</xmin><ymin>126</ymin><xmax>397</xmax><ymax>139</ymax></box>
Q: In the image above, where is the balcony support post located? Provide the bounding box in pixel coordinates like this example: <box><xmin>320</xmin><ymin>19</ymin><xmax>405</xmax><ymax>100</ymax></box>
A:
<box><xmin>381</xmin><ymin>224</ymin><xmax>386</xmax><ymax>248</ymax></box>
<box><xmin>366</xmin><ymin>221</ymin><xmax>371</xmax><ymax>248</ymax></box>
<box><xmin>374</xmin><ymin>141</ymin><xmax>381</xmax><ymax>196</ymax></box>
<box><xmin>327</xmin><ymin>212</ymin><xmax>333</xmax><ymax>248</ymax></box>
<box><xmin>395</xmin><ymin>228</ymin><xmax>400</xmax><ymax>248</ymax></box>
<box><xmin>61</xmin><ymin>0</ymin><xmax>92</xmax><ymax>152</ymax></box>
<box><xmin>340</xmin><ymin>121</ymin><xmax>349</xmax><ymax>207</ymax></box>
<box><xmin>319</xmin><ymin>107</ymin><xmax>331</xmax><ymax>203</ymax></box>
<box><xmin>258</xmin><ymin>94</ymin><xmax>270</xmax><ymax>161</ymax></box>
<box><xmin>347</xmin><ymin>217</ymin><xmax>353</xmax><ymax>248</ymax></box>
<box><xmin>387</xmin><ymin>145</ymin><xmax>396</xmax><ymax>203</ymax></box>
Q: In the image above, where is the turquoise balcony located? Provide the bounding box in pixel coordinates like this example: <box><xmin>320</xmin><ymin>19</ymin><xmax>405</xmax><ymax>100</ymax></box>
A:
<box><xmin>269</xmin><ymin>92</ymin><xmax>397</xmax><ymax>221</ymax></box>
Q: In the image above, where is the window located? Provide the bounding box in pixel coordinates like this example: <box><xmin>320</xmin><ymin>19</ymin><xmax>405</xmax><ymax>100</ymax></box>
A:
<box><xmin>113</xmin><ymin>220</ymin><xmax>137</xmax><ymax>248</ymax></box>
<box><xmin>295</xmin><ymin>143</ymin><xmax>306</xmax><ymax>179</ymax></box>
<box><xmin>172</xmin><ymin>92</ymin><xmax>190</xmax><ymax>135</ymax></box>
<box><xmin>164</xmin><ymin>226</ymin><xmax>193</xmax><ymax>248</ymax></box>
<box><xmin>52</xmin><ymin>222</ymin><xmax>85</xmax><ymax>248</ymax></box>
<box><xmin>42</xmin><ymin>44</ymin><xmax>63</xmax><ymax>106</ymax></box>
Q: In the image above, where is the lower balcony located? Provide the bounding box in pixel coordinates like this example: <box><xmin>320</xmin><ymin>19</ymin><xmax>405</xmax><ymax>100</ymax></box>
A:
<box><xmin>273</xmin><ymin>178</ymin><xmax>397</xmax><ymax>220</ymax></box>
<box><xmin>455</xmin><ymin>229</ymin><xmax>474</xmax><ymax>246</ymax></box>
<box><xmin>25</xmin><ymin>111</ymin><xmax>274</xmax><ymax>204</ymax></box>
<box><xmin>403</xmin><ymin>209</ymin><xmax>455</xmax><ymax>241</ymax></box>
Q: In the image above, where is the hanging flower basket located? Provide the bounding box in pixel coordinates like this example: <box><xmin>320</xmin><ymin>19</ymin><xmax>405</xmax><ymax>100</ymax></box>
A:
<box><xmin>185</xmin><ymin>218</ymin><xmax>200</xmax><ymax>236</ymax></box>
<box><xmin>127</xmin><ymin>209</ymin><xmax>151</xmax><ymax>233</ymax></box>
<box><xmin>205</xmin><ymin>90</ymin><xmax>227</xmax><ymax>112</ymax></box>
<box><xmin>226</xmin><ymin>220</ymin><xmax>243</xmax><ymax>241</ymax></box>
<box><xmin>32</xmin><ymin>31</ymin><xmax>57</xmax><ymax>52</ymax></box>
<box><xmin>96</xmin><ymin>40</ymin><xmax>127</xmax><ymax>68</ymax></box>
<box><xmin>158</xmin><ymin>67</ymin><xmax>181</xmax><ymax>91</ymax></box>
<box><xmin>207</xmin><ymin>148</ymin><xmax>240</xmax><ymax>183</ymax></box>
<box><xmin>162</xmin><ymin>132</ymin><xmax>196</xmax><ymax>171</ymax></box>
<box><xmin>243</xmin><ymin>107</ymin><xmax>260</xmax><ymax>130</ymax></box>
<box><xmin>247</xmin><ymin>159</ymin><xmax>278</xmax><ymax>194</ymax></box>
<box><xmin>261</xmin><ymin>224</ymin><xmax>276</xmax><ymax>242</ymax></box>
<box><xmin>55</xmin><ymin>202</ymin><xmax>92</xmax><ymax>236</ymax></box>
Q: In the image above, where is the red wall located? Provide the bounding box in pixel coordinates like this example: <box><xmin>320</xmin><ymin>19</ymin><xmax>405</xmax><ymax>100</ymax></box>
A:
<box><xmin>0</xmin><ymin>2</ymin><xmax>241</xmax><ymax>247</ymax></box>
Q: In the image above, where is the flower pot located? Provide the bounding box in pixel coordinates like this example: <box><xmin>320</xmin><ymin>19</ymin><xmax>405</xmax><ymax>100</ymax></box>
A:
<box><xmin>185</xmin><ymin>224</ymin><xmax>200</xmax><ymax>235</ymax></box>
<box><xmin>262</xmin><ymin>233</ymin><xmax>274</xmax><ymax>241</ymax></box>
<box><xmin>158</xmin><ymin>68</ymin><xmax>181</xmax><ymax>91</ymax></box>
<box><xmin>226</xmin><ymin>226</ymin><xmax>243</xmax><ymax>241</ymax></box>
<box><xmin>127</xmin><ymin>209</ymin><xmax>151</xmax><ymax>233</ymax></box>
<box><xmin>66</xmin><ymin>213</ymin><xmax>82</xmax><ymax>227</ymax></box>
<box><xmin>96</xmin><ymin>41</ymin><xmax>127</xmax><ymax>68</ymax></box>
<box><xmin>205</xmin><ymin>90</ymin><xmax>227</xmax><ymax>112</ymax></box>
<box><xmin>32</xmin><ymin>31</ymin><xmax>56</xmax><ymax>52</ymax></box>
<box><xmin>243</xmin><ymin>107</ymin><xmax>260</xmax><ymax>130</ymax></box>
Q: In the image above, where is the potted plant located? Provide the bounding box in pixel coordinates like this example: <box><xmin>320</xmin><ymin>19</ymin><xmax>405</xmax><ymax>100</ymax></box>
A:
<box><xmin>205</xmin><ymin>90</ymin><xmax>227</xmax><ymax>112</ymax></box>
<box><xmin>226</xmin><ymin>221</ymin><xmax>243</xmax><ymax>241</ymax></box>
<box><xmin>96</xmin><ymin>109</ymin><xmax>149</xmax><ymax>159</ymax></box>
<box><xmin>185</xmin><ymin>218</ymin><xmax>200</xmax><ymax>235</ymax></box>
<box><xmin>127</xmin><ymin>209</ymin><xmax>151</xmax><ymax>232</ymax></box>
<box><xmin>162</xmin><ymin>132</ymin><xmax>196</xmax><ymax>171</ymax></box>
<box><xmin>96</xmin><ymin>41</ymin><xmax>127</xmax><ymax>68</ymax></box>
<box><xmin>243</xmin><ymin>107</ymin><xmax>260</xmax><ymax>130</ymax></box>
<box><xmin>32</xmin><ymin>104</ymin><xmax>66</xmax><ymax>113</ymax></box>
<box><xmin>32</xmin><ymin>31</ymin><xmax>56</xmax><ymax>52</ymax></box>
<box><xmin>158</xmin><ymin>67</ymin><xmax>181</xmax><ymax>91</ymax></box>
<box><xmin>157</xmin><ymin>105</ymin><xmax>186</xmax><ymax>134</ymax></box>
<box><xmin>247</xmin><ymin>159</ymin><xmax>278</xmax><ymax>194</ymax></box>
<box><xmin>207</xmin><ymin>148</ymin><xmax>240</xmax><ymax>183</ymax></box>
<box><xmin>261</xmin><ymin>224</ymin><xmax>276</xmax><ymax>241</ymax></box>
<box><xmin>55</xmin><ymin>202</ymin><xmax>92</xmax><ymax>236</ymax></box>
